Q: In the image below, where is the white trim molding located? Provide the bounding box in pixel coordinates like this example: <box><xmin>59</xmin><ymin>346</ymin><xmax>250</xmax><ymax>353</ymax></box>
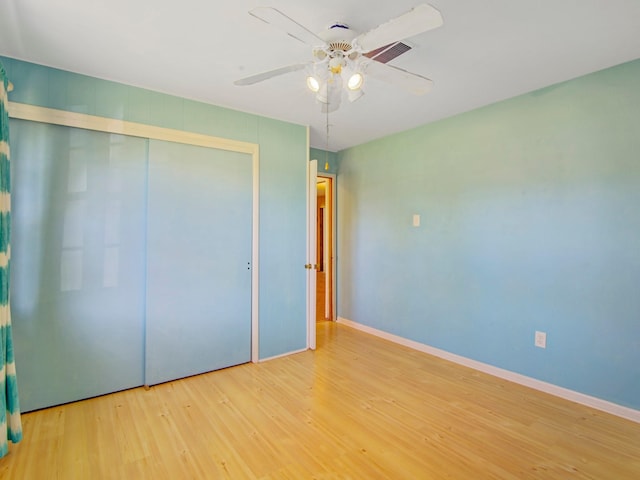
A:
<box><xmin>337</xmin><ymin>317</ymin><xmax>640</xmax><ymax>424</ymax></box>
<box><xmin>259</xmin><ymin>348</ymin><xmax>307</xmax><ymax>363</ymax></box>
<box><xmin>8</xmin><ymin>102</ymin><xmax>257</xmax><ymax>154</ymax></box>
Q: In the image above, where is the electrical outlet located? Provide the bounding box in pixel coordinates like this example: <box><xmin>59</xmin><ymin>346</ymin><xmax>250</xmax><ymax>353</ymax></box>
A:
<box><xmin>535</xmin><ymin>331</ymin><xmax>547</xmax><ymax>349</ymax></box>
<box><xmin>412</xmin><ymin>214</ymin><xmax>420</xmax><ymax>227</ymax></box>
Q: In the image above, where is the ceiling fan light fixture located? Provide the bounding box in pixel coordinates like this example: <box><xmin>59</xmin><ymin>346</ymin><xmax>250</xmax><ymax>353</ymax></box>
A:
<box><xmin>329</xmin><ymin>54</ymin><xmax>345</xmax><ymax>74</ymax></box>
<box><xmin>347</xmin><ymin>72</ymin><xmax>364</xmax><ymax>91</ymax></box>
<box><xmin>348</xmin><ymin>87</ymin><xmax>364</xmax><ymax>103</ymax></box>
<box><xmin>313</xmin><ymin>48</ymin><xmax>327</xmax><ymax>61</ymax></box>
<box><xmin>316</xmin><ymin>74</ymin><xmax>343</xmax><ymax>112</ymax></box>
<box><xmin>315</xmin><ymin>81</ymin><xmax>328</xmax><ymax>104</ymax></box>
<box><xmin>306</xmin><ymin>75</ymin><xmax>321</xmax><ymax>92</ymax></box>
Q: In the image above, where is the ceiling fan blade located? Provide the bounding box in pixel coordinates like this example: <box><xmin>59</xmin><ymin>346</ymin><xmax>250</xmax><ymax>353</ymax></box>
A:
<box><xmin>234</xmin><ymin>64</ymin><xmax>308</xmax><ymax>86</ymax></box>
<box><xmin>249</xmin><ymin>7</ymin><xmax>325</xmax><ymax>46</ymax></box>
<box><xmin>365</xmin><ymin>61</ymin><xmax>434</xmax><ymax>95</ymax></box>
<box><xmin>354</xmin><ymin>4</ymin><xmax>443</xmax><ymax>53</ymax></box>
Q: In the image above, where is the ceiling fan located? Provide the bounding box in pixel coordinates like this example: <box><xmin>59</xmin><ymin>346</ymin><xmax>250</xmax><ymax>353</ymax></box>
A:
<box><xmin>234</xmin><ymin>4</ymin><xmax>443</xmax><ymax>112</ymax></box>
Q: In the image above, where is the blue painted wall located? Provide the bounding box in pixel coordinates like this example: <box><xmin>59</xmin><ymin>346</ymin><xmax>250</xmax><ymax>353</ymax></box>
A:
<box><xmin>258</xmin><ymin>118</ymin><xmax>307</xmax><ymax>358</ymax></box>
<box><xmin>337</xmin><ymin>59</ymin><xmax>640</xmax><ymax>410</ymax></box>
<box><xmin>2</xmin><ymin>57</ymin><xmax>308</xmax><ymax>382</ymax></box>
<box><xmin>310</xmin><ymin>147</ymin><xmax>338</xmax><ymax>175</ymax></box>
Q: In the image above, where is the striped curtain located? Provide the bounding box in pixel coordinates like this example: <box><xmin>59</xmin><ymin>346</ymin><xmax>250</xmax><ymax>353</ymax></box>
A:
<box><xmin>0</xmin><ymin>61</ymin><xmax>22</xmax><ymax>458</ymax></box>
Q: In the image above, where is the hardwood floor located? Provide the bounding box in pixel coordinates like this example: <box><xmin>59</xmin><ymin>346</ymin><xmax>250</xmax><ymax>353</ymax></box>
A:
<box><xmin>2</xmin><ymin>321</ymin><xmax>639</xmax><ymax>479</ymax></box>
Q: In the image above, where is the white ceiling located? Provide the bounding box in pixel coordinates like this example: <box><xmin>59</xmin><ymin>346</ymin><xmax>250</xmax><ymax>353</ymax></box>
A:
<box><xmin>2</xmin><ymin>1</ymin><xmax>640</xmax><ymax>151</ymax></box>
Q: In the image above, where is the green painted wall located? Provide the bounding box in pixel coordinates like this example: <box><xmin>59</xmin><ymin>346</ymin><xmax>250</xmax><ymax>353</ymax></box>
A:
<box><xmin>2</xmin><ymin>56</ymin><xmax>308</xmax><ymax>409</ymax></box>
<box><xmin>310</xmin><ymin>147</ymin><xmax>338</xmax><ymax>174</ymax></box>
<box><xmin>337</xmin><ymin>59</ymin><xmax>640</xmax><ymax>410</ymax></box>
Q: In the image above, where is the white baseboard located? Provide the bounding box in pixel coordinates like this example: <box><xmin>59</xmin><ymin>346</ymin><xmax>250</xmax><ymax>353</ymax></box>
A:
<box><xmin>258</xmin><ymin>347</ymin><xmax>308</xmax><ymax>363</ymax></box>
<box><xmin>336</xmin><ymin>317</ymin><xmax>640</xmax><ymax>424</ymax></box>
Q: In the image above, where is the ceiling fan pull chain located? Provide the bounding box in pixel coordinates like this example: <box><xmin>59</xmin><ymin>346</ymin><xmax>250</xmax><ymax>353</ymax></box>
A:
<box><xmin>325</xmin><ymin>107</ymin><xmax>330</xmax><ymax>171</ymax></box>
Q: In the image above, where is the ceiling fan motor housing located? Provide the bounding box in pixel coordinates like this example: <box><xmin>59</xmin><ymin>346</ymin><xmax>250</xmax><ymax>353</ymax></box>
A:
<box><xmin>316</xmin><ymin>23</ymin><xmax>363</xmax><ymax>73</ymax></box>
<box><xmin>322</xmin><ymin>24</ymin><xmax>358</xmax><ymax>51</ymax></box>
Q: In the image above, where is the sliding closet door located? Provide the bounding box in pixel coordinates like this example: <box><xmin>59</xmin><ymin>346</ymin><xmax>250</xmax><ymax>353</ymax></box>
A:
<box><xmin>10</xmin><ymin>120</ymin><xmax>147</xmax><ymax>412</ymax></box>
<box><xmin>145</xmin><ymin>140</ymin><xmax>252</xmax><ymax>385</ymax></box>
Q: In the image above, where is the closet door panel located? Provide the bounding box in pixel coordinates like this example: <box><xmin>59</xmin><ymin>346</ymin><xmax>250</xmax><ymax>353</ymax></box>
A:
<box><xmin>10</xmin><ymin>120</ymin><xmax>147</xmax><ymax>411</ymax></box>
<box><xmin>145</xmin><ymin>140</ymin><xmax>252</xmax><ymax>385</ymax></box>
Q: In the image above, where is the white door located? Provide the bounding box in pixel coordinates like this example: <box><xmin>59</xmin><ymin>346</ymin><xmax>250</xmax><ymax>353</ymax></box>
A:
<box><xmin>307</xmin><ymin>159</ymin><xmax>317</xmax><ymax>350</ymax></box>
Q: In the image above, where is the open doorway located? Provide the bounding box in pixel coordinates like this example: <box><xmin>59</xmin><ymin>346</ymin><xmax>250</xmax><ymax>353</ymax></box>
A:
<box><xmin>316</xmin><ymin>175</ymin><xmax>335</xmax><ymax>321</ymax></box>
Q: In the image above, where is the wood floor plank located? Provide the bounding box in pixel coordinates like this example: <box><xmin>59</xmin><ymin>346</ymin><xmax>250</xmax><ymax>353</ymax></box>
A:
<box><xmin>1</xmin><ymin>321</ymin><xmax>639</xmax><ymax>479</ymax></box>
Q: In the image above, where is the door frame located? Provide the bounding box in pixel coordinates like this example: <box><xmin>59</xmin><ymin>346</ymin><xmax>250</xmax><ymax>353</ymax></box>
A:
<box><xmin>307</xmin><ymin>151</ymin><xmax>338</xmax><ymax>349</ymax></box>
<box><xmin>306</xmin><ymin>158</ymin><xmax>317</xmax><ymax>350</ymax></box>
<box><xmin>317</xmin><ymin>173</ymin><xmax>336</xmax><ymax>321</ymax></box>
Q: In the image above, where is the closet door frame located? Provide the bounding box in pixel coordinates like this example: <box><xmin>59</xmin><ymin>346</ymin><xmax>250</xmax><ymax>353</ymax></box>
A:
<box><xmin>8</xmin><ymin>101</ymin><xmax>261</xmax><ymax>365</ymax></box>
